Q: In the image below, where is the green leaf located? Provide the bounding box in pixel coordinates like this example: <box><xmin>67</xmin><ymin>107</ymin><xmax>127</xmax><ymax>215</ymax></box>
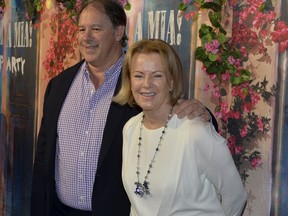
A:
<box><xmin>203</xmin><ymin>60</ymin><xmax>213</xmax><ymax>68</ymax></box>
<box><xmin>259</xmin><ymin>3</ymin><xmax>266</xmax><ymax>12</ymax></box>
<box><xmin>216</xmin><ymin>33</ymin><xmax>227</xmax><ymax>44</ymax></box>
<box><xmin>63</xmin><ymin>1</ymin><xmax>74</xmax><ymax>10</ymax></box>
<box><xmin>242</xmin><ymin>87</ymin><xmax>249</xmax><ymax>96</ymax></box>
<box><xmin>178</xmin><ymin>2</ymin><xmax>187</xmax><ymax>11</ymax></box>
<box><xmin>201</xmin><ymin>34</ymin><xmax>212</xmax><ymax>44</ymax></box>
<box><xmin>230</xmin><ymin>76</ymin><xmax>242</xmax><ymax>85</ymax></box>
<box><xmin>240</xmin><ymin>69</ymin><xmax>251</xmax><ymax>77</ymax></box>
<box><xmin>208</xmin><ymin>53</ymin><xmax>218</xmax><ymax>61</ymax></box>
<box><xmin>228</xmin><ymin>66</ymin><xmax>237</xmax><ymax>74</ymax></box>
<box><xmin>199</xmin><ymin>24</ymin><xmax>213</xmax><ymax>37</ymax></box>
<box><xmin>124</xmin><ymin>3</ymin><xmax>131</xmax><ymax>11</ymax></box>
<box><xmin>209</xmin><ymin>11</ymin><xmax>222</xmax><ymax>28</ymax></box>
<box><xmin>195</xmin><ymin>47</ymin><xmax>207</xmax><ymax>61</ymax></box>
<box><xmin>207</xmin><ymin>62</ymin><xmax>224</xmax><ymax>74</ymax></box>
<box><xmin>202</xmin><ymin>2</ymin><xmax>222</xmax><ymax>12</ymax></box>
<box><xmin>232</xmin><ymin>47</ymin><xmax>242</xmax><ymax>58</ymax></box>
<box><xmin>219</xmin><ymin>26</ymin><xmax>227</xmax><ymax>35</ymax></box>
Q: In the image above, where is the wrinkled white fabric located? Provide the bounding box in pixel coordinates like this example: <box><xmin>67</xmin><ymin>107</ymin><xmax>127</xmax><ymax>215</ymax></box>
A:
<box><xmin>122</xmin><ymin>114</ymin><xmax>247</xmax><ymax>216</ymax></box>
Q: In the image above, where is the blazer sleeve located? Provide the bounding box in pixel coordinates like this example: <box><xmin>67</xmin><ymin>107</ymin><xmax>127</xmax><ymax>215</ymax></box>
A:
<box><xmin>30</xmin><ymin>80</ymin><xmax>53</xmax><ymax>216</ymax></box>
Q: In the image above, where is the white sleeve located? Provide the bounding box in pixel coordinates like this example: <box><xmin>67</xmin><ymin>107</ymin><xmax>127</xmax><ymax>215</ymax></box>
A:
<box><xmin>201</xmin><ymin>123</ymin><xmax>248</xmax><ymax>216</ymax></box>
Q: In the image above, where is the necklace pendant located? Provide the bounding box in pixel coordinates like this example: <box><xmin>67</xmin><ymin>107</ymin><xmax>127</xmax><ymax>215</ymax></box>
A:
<box><xmin>134</xmin><ymin>181</ymin><xmax>150</xmax><ymax>197</ymax></box>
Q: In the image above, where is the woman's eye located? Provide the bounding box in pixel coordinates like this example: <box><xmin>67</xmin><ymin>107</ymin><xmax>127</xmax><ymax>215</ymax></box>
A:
<box><xmin>154</xmin><ymin>73</ymin><xmax>164</xmax><ymax>78</ymax></box>
<box><xmin>134</xmin><ymin>75</ymin><xmax>143</xmax><ymax>78</ymax></box>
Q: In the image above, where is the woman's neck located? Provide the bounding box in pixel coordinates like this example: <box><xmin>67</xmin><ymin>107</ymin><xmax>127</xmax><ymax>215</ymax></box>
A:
<box><xmin>143</xmin><ymin>105</ymin><xmax>174</xmax><ymax>129</ymax></box>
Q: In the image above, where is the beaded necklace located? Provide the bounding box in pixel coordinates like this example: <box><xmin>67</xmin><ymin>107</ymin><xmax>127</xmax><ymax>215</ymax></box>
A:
<box><xmin>134</xmin><ymin>109</ymin><xmax>173</xmax><ymax>197</ymax></box>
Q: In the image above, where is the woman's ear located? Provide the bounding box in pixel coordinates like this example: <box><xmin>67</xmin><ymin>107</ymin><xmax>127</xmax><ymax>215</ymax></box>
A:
<box><xmin>169</xmin><ymin>80</ymin><xmax>174</xmax><ymax>91</ymax></box>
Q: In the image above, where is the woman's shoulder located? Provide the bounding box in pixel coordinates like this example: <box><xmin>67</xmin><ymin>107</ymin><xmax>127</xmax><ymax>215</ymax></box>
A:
<box><xmin>170</xmin><ymin>116</ymin><xmax>209</xmax><ymax>130</ymax></box>
<box><xmin>123</xmin><ymin>112</ymin><xmax>143</xmax><ymax>131</ymax></box>
<box><xmin>170</xmin><ymin>116</ymin><xmax>224</xmax><ymax>141</ymax></box>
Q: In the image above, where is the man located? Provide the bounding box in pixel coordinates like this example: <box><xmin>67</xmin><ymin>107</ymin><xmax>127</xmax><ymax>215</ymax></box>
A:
<box><xmin>30</xmin><ymin>0</ymin><xmax>216</xmax><ymax>215</ymax></box>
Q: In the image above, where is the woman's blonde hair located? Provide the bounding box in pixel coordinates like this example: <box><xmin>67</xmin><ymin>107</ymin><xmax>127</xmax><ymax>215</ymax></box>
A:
<box><xmin>113</xmin><ymin>39</ymin><xmax>185</xmax><ymax>106</ymax></box>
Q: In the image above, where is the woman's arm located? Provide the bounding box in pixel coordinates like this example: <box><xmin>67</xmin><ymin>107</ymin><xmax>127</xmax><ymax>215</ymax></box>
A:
<box><xmin>201</xmin><ymin>124</ymin><xmax>247</xmax><ymax>216</ymax></box>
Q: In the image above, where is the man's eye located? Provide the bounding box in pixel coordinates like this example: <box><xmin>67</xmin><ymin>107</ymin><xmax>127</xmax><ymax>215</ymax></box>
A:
<box><xmin>92</xmin><ymin>28</ymin><xmax>100</xmax><ymax>32</ymax></box>
<box><xmin>78</xmin><ymin>28</ymin><xmax>85</xmax><ymax>32</ymax></box>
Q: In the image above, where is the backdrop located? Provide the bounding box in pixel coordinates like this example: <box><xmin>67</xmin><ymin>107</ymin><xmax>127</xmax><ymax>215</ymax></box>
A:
<box><xmin>0</xmin><ymin>0</ymin><xmax>287</xmax><ymax>215</ymax></box>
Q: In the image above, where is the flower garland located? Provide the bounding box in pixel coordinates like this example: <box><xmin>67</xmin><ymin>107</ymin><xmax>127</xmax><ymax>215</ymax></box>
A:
<box><xmin>178</xmin><ymin>0</ymin><xmax>288</xmax><ymax>182</ymax></box>
<box><xmin>0</xmin><ymin>0</ymin><xmax>5</xmax><ymax>20</ymax></box>
<box><xmin>24</xmin><ymin>0</ymin><xmax>46</xmax><ymax>27</ymax></box>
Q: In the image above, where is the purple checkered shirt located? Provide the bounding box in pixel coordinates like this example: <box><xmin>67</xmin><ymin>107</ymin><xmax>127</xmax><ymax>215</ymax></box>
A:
<box><xmin>55</xmin><ymin>55</ymin><xmax>124</xmax><ymax>210</ymax></box>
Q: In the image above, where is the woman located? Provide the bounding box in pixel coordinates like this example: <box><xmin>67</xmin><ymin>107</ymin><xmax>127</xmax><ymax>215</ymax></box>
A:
<box><xmin>113</xmin><ymin>39</ymin><xmax>247</xmax><ymax>216</ymax></box>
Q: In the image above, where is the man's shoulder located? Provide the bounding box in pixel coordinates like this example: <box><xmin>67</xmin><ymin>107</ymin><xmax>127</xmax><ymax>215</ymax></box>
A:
<box><xmin>54</xmin><ymin>60</ymin><xmax>84</xmax><ymax>79</ymax></box>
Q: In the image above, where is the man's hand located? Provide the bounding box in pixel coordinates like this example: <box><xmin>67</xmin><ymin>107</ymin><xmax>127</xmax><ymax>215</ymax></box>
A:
<box><xmin>175</xmin><ymin>99</ymin><xmax>211</xmax><ymax>121</ymax></box>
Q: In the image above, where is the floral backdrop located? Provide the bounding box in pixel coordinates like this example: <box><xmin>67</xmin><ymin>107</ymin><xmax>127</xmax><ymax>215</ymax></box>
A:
<box><xmin>18</xmin><ymin>0</ymin><xmax>287</xmax><ymax>182</ymax></box>
<box><xmin>0</xmin><ymin>0</ymin><xmax>287</xmax><ymax>215</ymax></box>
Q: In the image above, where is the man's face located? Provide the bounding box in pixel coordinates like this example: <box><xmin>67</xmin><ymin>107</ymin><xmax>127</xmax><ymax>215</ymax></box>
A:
<box><xmin>77</xmin><ymin>5</ymin><xmax>124</xmax><ymax>69</ymax></box>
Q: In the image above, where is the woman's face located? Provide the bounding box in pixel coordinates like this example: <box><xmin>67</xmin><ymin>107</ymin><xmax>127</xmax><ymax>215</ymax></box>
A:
<box><xmin>130</xmin><ymin>52</ymin><xmax>172</xmax><ymax>113</ymax></box>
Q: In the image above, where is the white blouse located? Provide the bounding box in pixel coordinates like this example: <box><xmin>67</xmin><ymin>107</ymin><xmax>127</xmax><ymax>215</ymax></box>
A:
<box><xmin>122</xmin><ymin>113</ymin><xmax>247</xmax><ymax>216</ymax></box>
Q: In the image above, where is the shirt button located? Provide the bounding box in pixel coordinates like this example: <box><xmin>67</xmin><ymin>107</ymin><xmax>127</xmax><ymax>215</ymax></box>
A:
<box><xmin>80</xmin><ymin>152</ymin><xmax>85</xmax><ymax>156</ymax></box>
<box><xmin>79</xmin><ymin>196</ymin><xmax>85</xmax><ymax>201</ymax></box>
<box><xmin>79</xmin><ymin>174</ymin><xmax>84</xmax><ymax>179</ymax></box>
<box><xmin>85</xmin><ymin>131</ymin><xmax>89</xmax><ymax>135</ymax></box>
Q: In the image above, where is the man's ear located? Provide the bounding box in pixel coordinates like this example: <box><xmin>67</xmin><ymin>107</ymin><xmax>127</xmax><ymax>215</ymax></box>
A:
<box><xmin>115</xmin><ymin>25</ymin><xmax>126</xmax><ymax>42</ymax></box>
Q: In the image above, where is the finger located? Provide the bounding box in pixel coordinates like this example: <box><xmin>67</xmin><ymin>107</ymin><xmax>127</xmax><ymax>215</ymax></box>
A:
<box><xmin>175</xmin><ymin>99</ymin><xmax>199</xmax><ymax>115</ymax></box>
<box><xmin>187</xmin><ymin>107</ymin><xmax>210</xmax><ymax>120</ymax></box>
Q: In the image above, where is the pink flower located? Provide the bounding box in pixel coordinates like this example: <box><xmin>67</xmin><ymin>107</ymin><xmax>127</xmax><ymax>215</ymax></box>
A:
<box><xmin>208</xmin><ymin>74</ymin><xmax>217</xmax><ymax>80</ymax></box>
<box><xmin>118</xmin><ymin>0</ymin><xmax>128</xmax><ymax>5</ymax></box>
<box><xmin>228</xmin><ymin>56</ymin><xmax>236</xmax><ymax>65</ymax></box>
<box><xmin>0</xmin><ymin>7</ymin><xmax>4</xmax><ymax>20</ymax></box>
<box><xmin>220</xmin><ymin>101</ymin><xmax>229</xmax><ymax>114</ymax></box>
<box><xmin>242</xmin><ymin>102</ymin><xmax>253</xmax><ymax>112</ymax></box>
<box><xmin>222</xmin><ymin>72</ymin><xmax>230</xmax><ymax>81</ymax></box>
<box><xmin>229</xmin><ymin>111</ymin><xmax>240</xmax><ymax>119</ymax></box>
<box><xmin>204</xmin><ymin>82</ymin><xmax>210</xmax><ymax>93</ymax></box>
<box><xmin>235</xmin><ymin>146</ymin><xmax>243</xmax><ymax>154</ymax></box>
<box><xmin>257</xmin><ymin>117</ymin><xmax>264</xmax><ymax>132</ymax></box>
<box><xmin>215</xmin><ymin>111</ymin><xmax>222</xmax><ymax>119</ymax></box>
<box><xmin>251</xmin><ymin>92</ymin><xmax>260</xmax><ymax>106</ymax></box>
<box><xmin>213</xmin><ymin>88</ymin><xmax>220</xmax><ymax>99</ymax></box>
<box><xmin>205</xmin><ymin>39</ymin><xmax>220</xmax><ymax>54</ymax></box>
<box><xmin>240</xmin><ymin>125</ymin><xmax>248</xmax><ymax>137</ymax></box>
<box><xmin>228</xmin><ymin>136</ymin><xmax>236</xmax><ymax>154</ymax></box>
<box><xmin>251</xmin><ymin>156</ymin><xmax>261</xmax><ymax>168</ymax></box>
<box><xmin>185</xmin><ymin>11</ymin><xmax>197</xmax><ymax>21</ymax></box>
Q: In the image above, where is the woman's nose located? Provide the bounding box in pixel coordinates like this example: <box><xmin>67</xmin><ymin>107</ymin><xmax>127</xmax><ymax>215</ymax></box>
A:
<box><xmin>143</xmin><ymin>76</ymin><xmax>152</xmax><ymax>87</ymax></box>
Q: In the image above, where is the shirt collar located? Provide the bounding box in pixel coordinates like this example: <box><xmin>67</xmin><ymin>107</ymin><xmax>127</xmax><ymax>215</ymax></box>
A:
<box><xmin>83</xmin><ymin>53</ymin><xmax>124</xmax><ymax>81</ymax></box>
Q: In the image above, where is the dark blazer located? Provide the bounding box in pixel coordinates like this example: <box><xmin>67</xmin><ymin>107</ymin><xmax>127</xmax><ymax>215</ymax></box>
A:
<box><xmin>30</xmin><ymin>60</ymin><xmax>141</xmax><ymax>216</ymax></box>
